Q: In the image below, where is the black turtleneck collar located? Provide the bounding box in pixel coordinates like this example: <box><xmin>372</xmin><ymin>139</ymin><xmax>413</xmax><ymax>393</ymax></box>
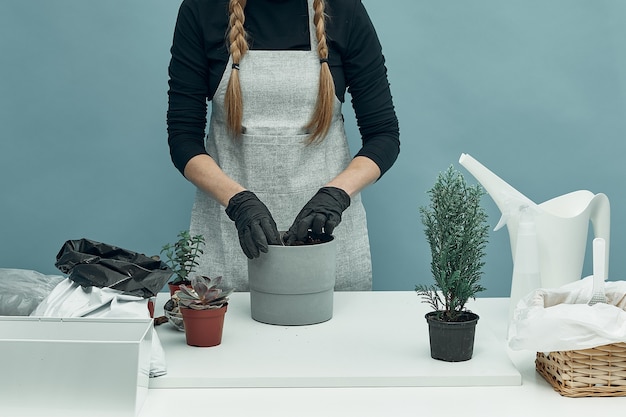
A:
<box><xmin>245</xmin><ymin>0</ymin><xmax>310</xmax><ymax>51</ymax></box>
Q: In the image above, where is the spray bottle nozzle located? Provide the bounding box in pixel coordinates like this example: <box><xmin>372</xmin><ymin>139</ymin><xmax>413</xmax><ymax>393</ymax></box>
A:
<box><xmin>493</xmin><ymin>193</ymin><xmax>541</xmax><ymax>232</ymax></box>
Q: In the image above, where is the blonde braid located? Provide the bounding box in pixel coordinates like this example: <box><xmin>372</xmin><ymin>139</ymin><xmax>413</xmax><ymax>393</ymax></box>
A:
<box><xmin>306</xmin><ymin>0</ymin><xmax>335</xmax><ymax>144</ymax></box>
<box><xmin>225</xmin><ymin>0</ymin><xmax>249</xmax><ymax>137</ymax></box>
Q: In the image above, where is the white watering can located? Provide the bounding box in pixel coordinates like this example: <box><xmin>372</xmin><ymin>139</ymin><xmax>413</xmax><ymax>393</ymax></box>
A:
<box><xmin>458</xmin><ymin>153</ymin><xmax>610</xmax><ymax>314</ymax></box>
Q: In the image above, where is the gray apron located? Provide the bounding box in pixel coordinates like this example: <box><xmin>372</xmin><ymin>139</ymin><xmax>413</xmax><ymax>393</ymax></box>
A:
<box><xmin>190</xmin><ymin>0</ymin><xmax>372</xmax><ymax>291</ymax></box>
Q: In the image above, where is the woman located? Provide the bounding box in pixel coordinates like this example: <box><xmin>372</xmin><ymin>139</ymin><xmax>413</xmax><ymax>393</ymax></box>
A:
<box><xmin>167</xmin><ymin>0</ymin><xmax>400</xmax><ymax>291</ymax></box>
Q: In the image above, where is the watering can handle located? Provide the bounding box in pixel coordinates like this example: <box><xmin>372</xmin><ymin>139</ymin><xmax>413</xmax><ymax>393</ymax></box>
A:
<box><xmin>589</xmin><ymin>193</ymin><xmax>610</xmax><ymax>279</ymax></box>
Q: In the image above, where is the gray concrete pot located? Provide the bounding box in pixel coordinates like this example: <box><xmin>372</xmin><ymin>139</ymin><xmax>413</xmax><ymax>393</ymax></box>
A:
<box><xmin>248</xmin><ymin>235</ymin><xmax>336</xmax><ymax>325</ymax></box>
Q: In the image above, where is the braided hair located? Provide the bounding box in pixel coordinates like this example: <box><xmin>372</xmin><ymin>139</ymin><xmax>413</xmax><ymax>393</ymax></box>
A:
<box><xmin>225</xmin><ymin>0</ymin><xmax>335</xmax><ymax>144</ymax></box>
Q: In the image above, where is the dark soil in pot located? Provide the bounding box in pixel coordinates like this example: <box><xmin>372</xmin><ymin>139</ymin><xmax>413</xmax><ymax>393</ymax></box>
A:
<box><xmin>282</xmin><ymin>232</ymin><xmax>333</xmax><ymax>246</ymax></box>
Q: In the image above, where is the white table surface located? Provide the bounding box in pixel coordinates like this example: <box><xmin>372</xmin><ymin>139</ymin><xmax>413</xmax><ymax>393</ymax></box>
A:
<box><xmin>139</xmin><ymin>292</ymin><xmax>626</xmax><ymax>417</ymax></box>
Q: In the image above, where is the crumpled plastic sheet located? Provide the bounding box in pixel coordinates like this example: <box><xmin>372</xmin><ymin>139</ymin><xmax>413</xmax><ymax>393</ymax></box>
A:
<box><xmin>32</xmin><ymin>278</ymin><xmax>167</xmax><ymax>378</ymax></box>
<box><xmin>0</xmin><ymin>268</ymin><xmax>65</xmax><ymax>316</ymax></box>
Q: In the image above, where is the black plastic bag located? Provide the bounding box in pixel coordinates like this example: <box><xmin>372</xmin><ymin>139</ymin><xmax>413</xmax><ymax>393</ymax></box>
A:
<box><xmin>55</xmin><ymin>238</ymin><xmax>173</xmax><ymax>298</ymax></box>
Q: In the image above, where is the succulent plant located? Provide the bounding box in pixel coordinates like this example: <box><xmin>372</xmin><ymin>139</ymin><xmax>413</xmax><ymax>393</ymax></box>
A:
<box><xmin>160</xmin><ymin>230</ymin><xmax>206</xmax><ymax>285</ymax></box>
<box><xmin>176</xmin><ymin>275</ymin><xmax>233</xmax><ymax>310</ymax></box>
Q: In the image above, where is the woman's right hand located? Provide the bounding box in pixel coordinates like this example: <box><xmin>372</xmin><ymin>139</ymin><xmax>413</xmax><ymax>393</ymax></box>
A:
<box><xmin>225</xmin><ymin>191</ymin><xmax>281</xmax><ymax>259</ymax></box>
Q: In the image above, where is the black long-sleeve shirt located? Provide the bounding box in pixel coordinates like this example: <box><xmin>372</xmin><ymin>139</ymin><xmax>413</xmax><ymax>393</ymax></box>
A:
<box><xmin>167</xmin><ymin>0</ymin><xmax>400</xmax><ymax>177</ymax></box>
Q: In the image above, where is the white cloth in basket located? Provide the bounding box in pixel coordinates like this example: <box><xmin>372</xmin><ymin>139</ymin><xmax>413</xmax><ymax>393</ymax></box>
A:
<box><xmin>508</xmin><ymin>276</ymin><xmax>626</xmax><ymax>351</ymax></box>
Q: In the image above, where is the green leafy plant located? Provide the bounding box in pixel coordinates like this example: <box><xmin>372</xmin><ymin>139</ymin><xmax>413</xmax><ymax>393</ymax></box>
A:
<box><xmin>416</xmin><ymin>165</ymin><xmax>489</xmax><ymax>321</ymax></box>
<box><xmin>160</xmin><ymin>230</ymin><xmax>206</xmax><ymax>285</ymax></box>
<box><xmin>177</xmin><ymin>275</ymin><xmax>233</xmax><ymax>310</ymax></box>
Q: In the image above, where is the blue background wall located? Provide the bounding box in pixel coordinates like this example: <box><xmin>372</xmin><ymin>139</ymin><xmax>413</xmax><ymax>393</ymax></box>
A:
<box><xmin>1</xmin><ymin>1</ymin><xmax>625</xmax><ymax>296</ymax></box>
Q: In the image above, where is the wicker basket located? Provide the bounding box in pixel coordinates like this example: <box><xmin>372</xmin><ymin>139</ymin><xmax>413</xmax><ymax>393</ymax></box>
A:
<box><xmin>536</xmin><ymin>342</ymin><xmax>626</xmax><ymax>397</ymax></box>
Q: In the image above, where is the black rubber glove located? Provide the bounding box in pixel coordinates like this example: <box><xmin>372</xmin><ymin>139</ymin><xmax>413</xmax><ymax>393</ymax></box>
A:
<box><xmin>284</xmin><ymin>186</ymin><xmax>351</xmax><ymax>245</ymax></box>
<box><xmin>226</xmin><ymin>191</ymin><xmax>281</xmax><ymax>259</ymax></box>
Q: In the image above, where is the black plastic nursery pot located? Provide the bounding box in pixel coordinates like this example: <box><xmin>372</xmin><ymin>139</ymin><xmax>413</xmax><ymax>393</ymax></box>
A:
<box><xmin>425</xmin><ymin>311</ymin><xmax>479</xmax><ymax>362</ymax></box>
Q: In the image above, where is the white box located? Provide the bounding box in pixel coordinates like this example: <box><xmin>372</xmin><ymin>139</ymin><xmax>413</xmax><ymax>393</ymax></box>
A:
<box><xmin>0</xmin><ymin>317</ymin><xmax>153</xmax><ymax>417</ymax></box>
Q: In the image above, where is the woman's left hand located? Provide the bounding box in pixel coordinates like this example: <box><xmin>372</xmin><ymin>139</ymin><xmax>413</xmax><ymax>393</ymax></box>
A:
<box><xmin>283</xmin><ymin>187</ymin><xmax>350</xmax><ymax>245</ymax></box>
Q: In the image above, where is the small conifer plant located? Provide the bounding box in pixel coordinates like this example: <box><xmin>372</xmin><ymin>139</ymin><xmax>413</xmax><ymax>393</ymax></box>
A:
<box><xmin>416</xmin><ymin>166</ymin><xmax>489</xmax><ymax>321</ymax></box>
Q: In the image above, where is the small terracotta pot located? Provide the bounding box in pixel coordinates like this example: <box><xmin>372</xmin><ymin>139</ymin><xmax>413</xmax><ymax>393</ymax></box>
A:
<box><xmin>168</xmin><ymin>281</ymin><xmax>191</xmax><ymax>296</ymax></box>
<box><xmin>180</xmin><ymin>305</ymin><xmax>228</xmax><ymax>347</ymax></box>
<box><xmin>147</xmin><ymin>297</ymin><xmax>155</xmax><ymax>318</ymax></box>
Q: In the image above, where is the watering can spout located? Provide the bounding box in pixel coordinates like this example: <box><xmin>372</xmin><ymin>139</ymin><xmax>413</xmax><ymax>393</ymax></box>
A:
<box><xmin>458</xmin><ymin>153</ymin><xmax>537</xmax><ymax>231</ymax></box>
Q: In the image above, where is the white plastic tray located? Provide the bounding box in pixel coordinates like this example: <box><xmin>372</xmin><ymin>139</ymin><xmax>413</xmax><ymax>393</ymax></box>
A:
<box><xmin>151</xmin><ymin>292</ymin><xmax>521</xmax><ymax>388</ymax></box>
